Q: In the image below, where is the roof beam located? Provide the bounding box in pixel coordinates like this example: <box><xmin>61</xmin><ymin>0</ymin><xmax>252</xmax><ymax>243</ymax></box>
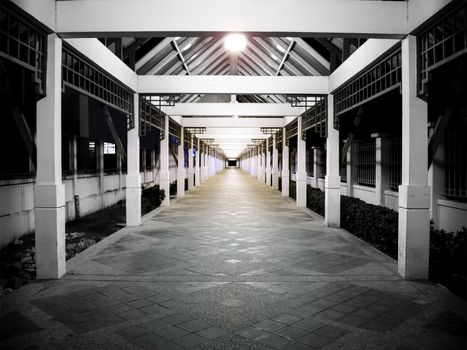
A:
<box><xmin>56</xmin><ymin>0</ymin><xmax>407</xmax><ymax>38</ymax></box>
<box><xmin>183</xmin><ymin>118</ymin><xmax>285</xmax><ymax>128</ymax></box>
<box><xmin>138</xmin><ymin>75</ymin><xmax>329</xmax><ymax>95</ymax></box>
<box><xmin>162</xmin><ymin>103</ymin><xmax>304</xmax><ymax>117</ymax></box>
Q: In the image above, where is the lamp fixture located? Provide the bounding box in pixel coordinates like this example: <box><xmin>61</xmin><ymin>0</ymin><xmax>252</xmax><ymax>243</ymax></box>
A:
<box><xmin>224</xmin><ymin>33</ymin><xmax>247</xmax><ymax>52</ymax></box>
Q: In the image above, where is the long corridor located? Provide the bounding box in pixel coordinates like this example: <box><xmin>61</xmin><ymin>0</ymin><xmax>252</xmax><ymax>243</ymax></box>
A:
<box><xmin>1</xmin><ymin>169</ymin><xmax>465</xmax><ymax>349</ymax></box>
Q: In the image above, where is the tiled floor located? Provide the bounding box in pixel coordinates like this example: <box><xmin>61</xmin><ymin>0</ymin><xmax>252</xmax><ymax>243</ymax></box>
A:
<box><xmin>1</xmin><ymin>169</ymin><xmax>466</xmax><ymax>349</ymax></box>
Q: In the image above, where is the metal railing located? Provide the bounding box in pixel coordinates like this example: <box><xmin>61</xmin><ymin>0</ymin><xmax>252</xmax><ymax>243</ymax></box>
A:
<box><xmin>445</xmin><ymin>130</ymin><xmax>467</xmax><ymax>200</ymax></box>
<box><xmin>388</xmin><ymin>138</ymin><xmax>402</xmax><ymax>190</ymax></box>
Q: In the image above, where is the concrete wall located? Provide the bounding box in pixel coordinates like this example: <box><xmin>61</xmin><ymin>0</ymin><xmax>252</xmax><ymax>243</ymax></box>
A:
<box><xmin>0</xmin><ymin>159</ymin><xmax>179</xmax><ymax>248</ymax></box>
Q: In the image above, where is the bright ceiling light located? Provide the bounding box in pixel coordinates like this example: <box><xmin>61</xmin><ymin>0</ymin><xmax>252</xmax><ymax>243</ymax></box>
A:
<box><xmin>276</xmin><ymin>44</ymin><xmax>286</xmax><ymax>53</ymax></box>
<box><xmin>182</xmin><ymin>43</ymin><xmax>191</xmax><ymax>51</ymax></box>
<box><xmin>224</xmin><ymin>34</ymin><xmax>247</xmax><ymax>52</ymax></box>
<box><xmin>233</xmin><ymin>115</ymin><xmax>239</xmax><ymax>119</ymax></box>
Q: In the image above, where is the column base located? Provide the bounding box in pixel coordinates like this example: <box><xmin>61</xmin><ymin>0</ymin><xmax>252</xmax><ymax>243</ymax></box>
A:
<box><xmin>160</xmin><ymin>171</ymin><xmax>170</xmax><ymax>207</ymax></box>
<box><xmin>266</xmin><ymin>170</ymin><xmax>272</xmax><ymax>186</ymax></box>
<box><xmin>296</xmin><ymin>172</ymin><xmax>307</xmax><ymax>207</ymax></box>
<box><xmin>177</xmin><ymin>173</ymin><xmax>185</xmax><ymax>198</ymax></box>
<box><xmin>398</xmin><ymin>207</ymin><xmax>430</xmax><ymax>280</ymax></box>
<box><xmin>126</xmin><ymin>186</ymin><xmax>142</xmax><ymax>226</ymax></box>
<box><xmin>281</xmin><ymin>174</ymin><xmax>290</xmax><ymax>197</ymax></box>
<box><xmin>272</xmin><ymin>173</ymin><xmax>279</xmax><ymax>190</ymax></box>
<box><xmin>35</xmin><ymin>206</ymin><xmax>66</xmax><ymax>279</ymax></box>
<box><xmin>188</xmin><ymin>170</ymin><xmax>194</xmax><ymax>189</ymax></box>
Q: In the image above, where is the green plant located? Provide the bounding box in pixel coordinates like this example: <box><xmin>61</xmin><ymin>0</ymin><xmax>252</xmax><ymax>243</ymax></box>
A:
<box><xmin>289</xmin><ymin>180</ymin><xmax>296</xmax><ymax>200</ymax></box>
<box><xmin>170</xmin><ymin>181</ymin><xmax>177</xmax><ymax>195</ymax></box>
<box><xmin>340</xmin><ymin>195</ymin><xmax>398</xmax><ymax>258</ymax></box>
<box><xmin>141</xmin><ymin>184</ymin><xmax>166</xmax><ymax>209</ymax></box>
<box><xmin>307</xmin><ymin>186</ymin><xmax>325</xmax><ymax>216</ymax></box>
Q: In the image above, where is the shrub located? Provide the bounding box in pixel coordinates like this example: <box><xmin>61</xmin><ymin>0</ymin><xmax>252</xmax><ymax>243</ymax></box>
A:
<box><xmin>430</xmin><ymin>227</ymin><xmax>467</xmax><ymax>298</ymax></box>
<box><xmin>340</xmin><ymin>195</ymin><xmax>398</xmax><ymax>259</ymax></box>
<box><xmin>278</xmin><ymin>176</ymin><xmax>282</xmax><ymax>192</ymax></box>
<box><xmin>307</xmin><ymin>186</ymin><xmax>325</xmax><ymax>216</ymax></box>
<box><xmin>289</xmin><ymin>180</ymin><xmax>296</xmax><ymax>200</ymax></box>
<box><xmin>170</xmin><ymin>181</ymin><xmax>177</xmax><ymax>195</ymax></box>
<box><xmin>141</xmin><ymin>184</ymin><xmax>166</xmax><ymax>211</ymax></box>
<box><xmin>185</xmin><ymin>178</ymin><xmax>188</xmax><ymax>191</ymax></box>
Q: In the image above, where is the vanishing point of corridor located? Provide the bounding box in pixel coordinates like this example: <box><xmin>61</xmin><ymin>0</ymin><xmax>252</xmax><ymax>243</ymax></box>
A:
<box><xmin>1</xmin><ymin>169</ymin><xmax>465</xmax><ymax>349</ymax></box>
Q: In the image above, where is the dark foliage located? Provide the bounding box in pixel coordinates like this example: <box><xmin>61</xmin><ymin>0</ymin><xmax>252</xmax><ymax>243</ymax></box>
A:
<box><xmin>278</xmin><ymin>176</ymin><xmax>282</xmax><ymax>192</ymax></box>
<box><xmin>289</xmin><ymin>180</ymin><xmax>296</xmax><ymax>200</ymax></box>
<box><xmin>340</xmin><ymin>195</ymin><xmax>398</xmax><ymax>258</ymax></box>
<box><xmin>307</xmin><ymin>186</ymin><xmax>325</xmax><ymax>216</ymax></box>
<box><xmin>141</xmin><ymin>184</ymin><xmax>166</xmax><ymax>212</ymax></box>
<box><xmin>430</xmin><ymin>227</ymin><xmax>467</xmax><ymax>299</ymax></box>
<box><xmin>169</xmin><ymin>181</ymin><xmax>177</xmax><ymax>195</ymax></box>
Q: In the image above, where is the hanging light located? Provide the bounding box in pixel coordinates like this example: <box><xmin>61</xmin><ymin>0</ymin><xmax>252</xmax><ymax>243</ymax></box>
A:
<box><xmin>224</xmin><ymin>33</ymin><xmax>247</xmax><ymax>52</ymax></box>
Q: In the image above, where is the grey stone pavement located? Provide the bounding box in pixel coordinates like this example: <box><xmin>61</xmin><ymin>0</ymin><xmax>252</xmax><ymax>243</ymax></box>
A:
<box><xmin>1</xmin><ymin>169</ymin><xmax>466</xmax><ymax>349</ymax></box>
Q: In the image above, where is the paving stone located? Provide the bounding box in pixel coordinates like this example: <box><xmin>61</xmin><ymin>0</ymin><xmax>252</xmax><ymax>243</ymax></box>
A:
<box><xmin>255</xmin><ymin>319</ymin><xmax>286</xmax><ymax>332</ymax></box>
<box><xmin>196</xmin><ymin>326</ymin><xmax>227</xmax><ymax>339</ymax></box>
<box><xmin>132</xmin><ymin>333</ymin><xmax>182</xmax><ymax>350</ymax></box>
<box><xmin>271</xmin><ymin>314</ymin><xmax>302</xmax><ymax>325</ymax></box>
<box><xmin>257</xmin><ymin>333</ymin><xmax>291</xmax><ymax>348</ymax></box>
<box><xmin>68</xmin><ymin>320</ymin><xmax>101</xmax><ymax>334</ymax></box>
<box><xmin>275</xmin><ymin>326</ymin><xmax>310</xmax><ymax>340</ymax></box>
<box><xmin>139</xmin><ymin>303</ymin><xmax>170</xmax><ymax>316</ymax></box>
<box><xmin>0</xmin><ymin>311</ymin><xmax>42</xmax><ymax>339</ymax></box>
<box><xmin>120</xmin><ymin>308</ymin><xmax>147</xmax><ymax>320</ymax></box>
<box><xmin>126</xmin><ymin>298</ymin><xmax>154</xmax><ymax>309</ymax></box>
<box><xmin>177</xmin><ymin>319</ymin><xmax>211</xmax><ymax>332</ymax></box>
<box><xmin>114</xmin><ymin>325</ymin><xmax>150</xmax><ymax>340</ymax></box>
<box><xmin>155</xmin><ymin>325</ymin><xmax>190</xmax><ymax>340</ymax></box>
<box><xmin>236</xmin><ymin>327</ymin><xmax>270</xmax><ymax>341</ymax></box>
<box><xmin>159</xmin><ymin>313</ymin><xmax>193</xmax><ymax>325</ymax></box>
<box><xmin>292</xmin><ymin>319</ymin><xmax>325</xmax><ymax>332</ymax></box>
<box><xmin>174</xmin><ymin>333</ymin><xmax>207</xmax><ymax>347</ymax></box>
<box><xmin>141</xmin><ymin>319</ymin><xmax>170</xmax><ymax>332</ymax></box>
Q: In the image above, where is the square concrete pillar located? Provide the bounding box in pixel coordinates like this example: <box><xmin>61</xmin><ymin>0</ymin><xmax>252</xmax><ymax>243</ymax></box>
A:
<box><xmin>195</xmin><ymin>138</ymin><xmax>201</xmax><ymax>186</ymax></box>
<box><xmin>34</xmin><ymin>34</ymin><xmax>66</xmax><ymax>279</ymax></box>
<box><xmin>296</xmin><ymin>117</ymin><xmax>307</xmax><ymax>207</ymax></box>
<box><xmin>346</xmin><ymin>144</ymin><xmax>355</xmax><ymax>197</ymax></box>
<box><xmin>177</xmin><ymin>127</ymin><xmax>185</xmax><ymax>197</ymax></box>
<box><xmin>257</xmin><ymin>147</ymin><xmax>262</xmax><ymax>181</ymax></box>
<box><xmin>325</xmin><ymin>94</ymin><xmax>341</xmax><ymax>227</ymax></box>
<box><xmin>126</xmin><ymin>94</ymin><xmax>142</xmax><ymax>226</ymax></box>
<box><xmin>272</xmin><ymin>134</ymin><xmax>279</xmax><ymax>190</ymax></box>
<box><xmin>282</xmin><ymin>128</ymin><xmax>290</xmax><ymax>197</ymax></box>
<box><xmin>160</xmin><ymin>115</ymin><xmax>170</xmax><ymax>206</ymax></box>
<box><xmin>188</xmin><ymin>135</ymin><xmax>194</xmax><ymax>190</ymax></box>
<box><xmin>266</xmin><ymin>138</ymin><xmax>272</xmax><ymax>186</ymax></box>
<box><xmin>398</xmin><ymin>35</ymin><xmax>431</xmax><ymax>280</ymax></box>
<box><xmin>372</xmin><ymin>134</ymin><xmax>390</xmax><ymax>206</ymax></box>
<box><xmin>311</xmin><ymin>148</ymin><xmax>319</xmax><ymax>188</ymax></box>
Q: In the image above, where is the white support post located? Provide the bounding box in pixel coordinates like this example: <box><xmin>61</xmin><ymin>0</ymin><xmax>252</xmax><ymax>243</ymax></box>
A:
<box><xmin>188</xmin><ymin>135</ymin><xmax>194</xmax><ymax>189</ymax></box>
<box><xmin>346</xmin><ymin>145</ymin><xmax>354</xmax><ymax>197</ymax></box>
<box><xmin>296</xmin><ymin>116</ymin><xmax>307</xmax><ymax>207</ymax></box>
<box><xmin>272</xmin><ymin>134</ymin><xmax>279</xmax><ymax>190</ymax></box>
<box><xmin>251</xmin><ymin>149</ymin><xmax>257</xmax><ymax>177</ymax></box>
<box><xmin>266</xmin><ymin>138</ymin><xmax>271</xmax><ymax>186</ymax></box>
<box><xmin>126</xmin><ymin>94</ymin><xmax>142</xmax><ymax>225</ymax></box>
<box><xmin>34</xmin><ymin>34</ymin><xmax>66</xmax><ymax>279</ymax></box>
<box><xmin>325</xmin><ymin>94</ymin><xmax>341</xmax><ymax>227</ymax></box>
<box><xmin>373</xmin><ymin>134</ymin><xmax>390</xmax><ymax>206</ymax></box>
<box><xmin>160</xmin><ymin>116</ymin><xmax>170</xmax><ymax>206</ymax></box>
<box><xmin>195</xmin><ymin>138</ymin><xmax>201</xmax><ymax>186</ymax></box>
<box><xmin>398</xmin><ymin>35</ymin><xmax>430</xmax><ymax>280</ymax></box>
<box><xmin>282</xmin><ymin>128</ymin><xmax>290</xmax><ymax>197</ymax></box>
<box><xmin>177</xmin><ymin>127</ymin><xmax>185</xmax><ymax>197</ymax></box>
<box><xmin>256</xmin><ymin>147</ymin><xmax>261</xmax><ymax>181</ymax></box>
<box><xmin>312</xmin><ymin>148</ymin><xmax>319</xmax><ymax>188</ymax></box>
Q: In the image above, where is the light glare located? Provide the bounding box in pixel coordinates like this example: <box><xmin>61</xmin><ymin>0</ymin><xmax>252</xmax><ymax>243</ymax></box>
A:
<box><xmin>224</xmin><ymin>34</ymin><xmax>247</xmax><ymax>52</ymax></box>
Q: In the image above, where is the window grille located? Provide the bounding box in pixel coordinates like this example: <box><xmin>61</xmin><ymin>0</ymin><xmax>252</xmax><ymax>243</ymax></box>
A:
<box><xmin>0</xmin><ymin>2</ymin><xmax>47</xmax><ymax>96</ymax></box>
<box><xmin>62</xmin><ymin>45</ymin><xmax>134</xmax><ymax>125</ymax></box>
<box><xmin>77</xmin><ymin>137</ymin><xmax>98</xmax><ymax>174</ymax></box>
<box><xmin>445</xmin><ymin>128</ymin><xmax>467</xmax><ymax>200</ymax></box>
<box><xmin>169</xmin><ymin>119</ymin><xmax>182</xmax><ymax>139</ymax></box>
<box><xmin>356</xmin><ymin>140</ymin><xmax>376</xmax><ymax>187</ymax></box>
<box><xmin>139</xmin><ymin>95</ymin><xmax>165</xmax><ymax>138</ymax></box>
<box><xmin>302</xmin><ymin>97</ymin><xmax>327</xmax><ymax>138</ymax></box>
<box><xmin>388</xmin><ymin>138</ymin><xmax>402</xmax><ymax>190</ymax></box>
<box><xmin>418</xmin><ymin>1</ymin><xmax>467</xmax><ymax>96</ymax></box>
<box><xmin>334</xmin><ymin>47</ymin><xmax>402</xmax><ymax>126</ymax></box>
<box><xmin>285</xmin><ymin>119</ymin><xmax>298</xmax><ymax>144</ymax></box>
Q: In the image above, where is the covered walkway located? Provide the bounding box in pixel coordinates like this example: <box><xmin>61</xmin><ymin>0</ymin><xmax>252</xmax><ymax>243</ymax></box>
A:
<box><xmin>1</xmin><ymin>169</ymin><xmax>465</xmax><ymax>349</ymax></box>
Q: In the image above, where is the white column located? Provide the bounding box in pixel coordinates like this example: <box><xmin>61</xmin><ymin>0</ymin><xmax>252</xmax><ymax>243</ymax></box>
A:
<box><xmin>346</xmin><ymin>145</ymin><xmax>355</xmax><ymax>197</ymax></box>
<box><xmin>262</xmin><ymin>146</ymin><xmax>266</xmax><ymax>183</ymax></box>
<box><xmin>266</xmin><ymin>138</ymin><xmax>272</xmax><ymax>186</ymax></box>
<box><xmin>325</xmin><ymin>94</ymin><xmax>341</xmax><ymax>227</ymax></box>
<box><xmin>177</xmin><ymin>127</ymin><xmax>185</xmax><ymax>197</ymax></box>
<box><xmin>256</xmin><ymin>146</ymin><xmax>261</xmax><ymax>180</ymax></box>
<box><xmin>188</xmin><ymin>135</ymin><xmax>194</xmax><ymax>189</ymax></box>
<box><xmin>296</xmin><ymin>117</ymin><xmax>307</xmax><ymax>207</ymax></box>
<box><xmin>272</xmin><ymin>134</ymin><xmax>279</xmax><ymax>190</ymax></box>
<box><xmin>282</xmin><ymin>128</ymin><xmax>290</xmax><ymax>197</ymax></box>
<box><xmin>126</xmin><ymin>94</ymin><xmax>142</xmax><ymax>225</ymax></box>
<box><xmin>311</xmin><ymin>148</ymin><xmax>319</xmax><ymax>188</ymax></box>
<box><xmin>195</xmin><ymin>138</ymin><xmax>201</xmax><ymax>186</ymax></box>
<box><xmin>160</xmin><ymin>116</ymin><xmax>170</xmax><ymax>206</ymax></box>
<box><xmin>398</xmin><ymin>35</ymin><xmax>430</xmax><ymax>279</ymax></box>
<box><xmin>251</xmin><ymin>149</ymin><xmax>257</xmax><ymax>177</ymax></box>
<box><xmin>373</xmin><ymin>134</ymin><xmax>389</xmax><ymax>206</ymax></box>
<box><xmin>35</xmin><ymin>34</ymin><xmax>66</xmax><ymax>279</ymax></box>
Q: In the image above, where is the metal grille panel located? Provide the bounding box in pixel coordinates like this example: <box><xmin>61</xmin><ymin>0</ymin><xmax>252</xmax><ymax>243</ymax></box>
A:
<box><xmin>285</xmin><ymin>119</ymin><xmax>298</xmax><ymax>142</ymax></box>
<box><xmin>445</xmin><ymin>129</ymin><xmax>467</xmax><ymax>200</ymax></box>
<box><xmin>418</xmin><ymin>1</ymin><xmax>467</xmax><ymax>96</ymax></box>
<box><xmin>334</xmin><ymin>47</ymin><xmax>401</xmax><ymax>120</ymax></box>
<box><xmin>139</xmin><ymin>95</ymin><xmax>165</xmax><ymax>138</ymax></box>
<box><xmin>62</xmin><ymin>45</ymin><xmax>134</xmax><ymax>122</ymax></box>
<box><xmin>388</xmin><ymin>137</ymin><xmax>402</xmax><ymax>190</ymax></box>
<box><xmin>356</xmin><ymin>140</ymin><xmax>376</xmax><ymax>187</ymax></box>
<box><xmin>0</xmin><ymin>2</ymin><xmax>47</xmax><ymax>96</ymax></box>
<box><xmin>302</xmin><ymin>97</ymin><xmax>327</xmax><ymax>138</ymax></box>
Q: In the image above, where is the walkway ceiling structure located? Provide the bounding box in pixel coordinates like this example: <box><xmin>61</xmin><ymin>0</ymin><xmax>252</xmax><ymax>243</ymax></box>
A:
<box><xmin>57</xmin><ymin>0</ymin><xmax>408</xmax><ymax>159</ymax></box>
